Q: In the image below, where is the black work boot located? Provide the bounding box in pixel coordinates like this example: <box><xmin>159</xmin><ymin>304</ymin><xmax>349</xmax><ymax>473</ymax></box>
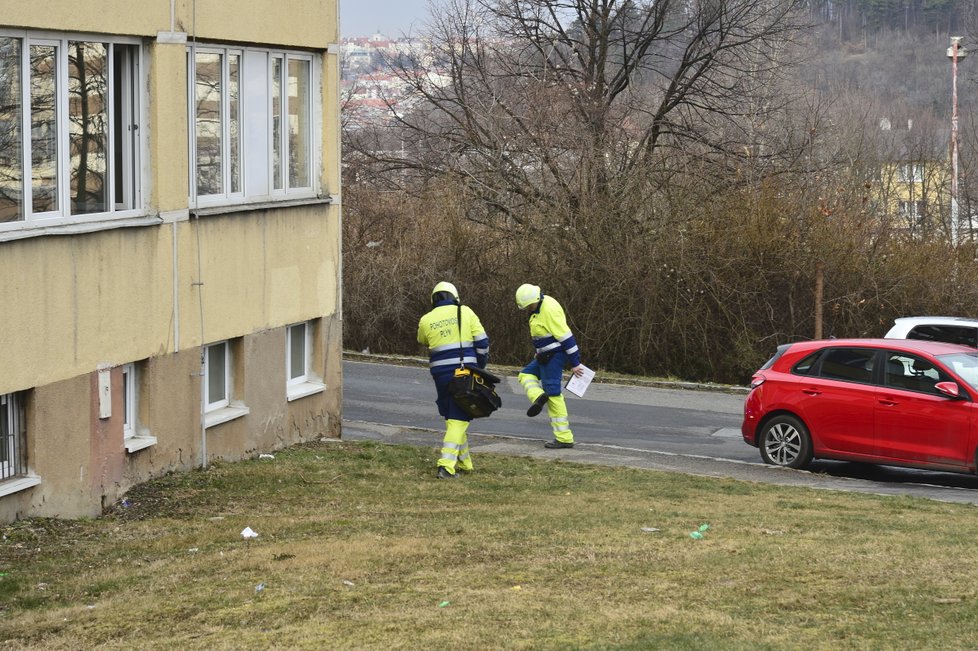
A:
<box><xmin>544</xmin><ymin>440</ymin><xmax>574</xmax><ymax>449</ymax></box>
<box><xmin>526</xmin><ymin>394</ymin><xmax>548</xmax><ymax>417</ymax></box>
<box><xmin>437</xmin><ymin>467</ymin><xmax>457</xmax><ymax>479</ymax></box>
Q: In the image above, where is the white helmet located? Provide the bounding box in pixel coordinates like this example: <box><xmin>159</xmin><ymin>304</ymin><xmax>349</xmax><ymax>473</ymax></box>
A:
<box><xmin>431</xmin><ymin>281</ymin><xmax>459</xmax><ymax>305</ymax></box>
<box><xmin>515</xmin><ymin>283</ymin><xmax>541</xmax><ymax>310</ymax></box>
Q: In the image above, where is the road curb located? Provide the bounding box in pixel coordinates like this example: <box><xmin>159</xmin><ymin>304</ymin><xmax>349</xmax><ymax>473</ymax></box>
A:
<box><xmin>343</xmin><ymin>350</ymin><xmax>749</xmax><ymax>395</ymax></box>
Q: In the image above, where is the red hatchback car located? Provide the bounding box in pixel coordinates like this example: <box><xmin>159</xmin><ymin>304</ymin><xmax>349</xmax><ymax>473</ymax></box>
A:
<box><xmin>743</xmin><ymin>338</ymin><xmax>978</xmax><ymax>474</ymax></box>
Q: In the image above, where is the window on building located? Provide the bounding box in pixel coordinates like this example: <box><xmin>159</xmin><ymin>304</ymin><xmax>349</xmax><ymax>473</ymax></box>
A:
<box><xmin>899</xmin><ymin>200</ymin><xmax>924</xmax><ymax>219</ymax></box>
<box><xmin>287</xmin><ymin>322</ymin><xmax>311</xmax><ymax>385</ymax></box>
<box><xmin>121</xmin><ymin>361</ymin><xmax>155</xmax><ymax>453</ymax></box>
<box><xmin>0</xmin><ymin>33</ymin><xmax>142</xmax><ymax>227</ymax></box>
<box><xmin>204</xmin><ymin>341</ymin><xmax>231</xmax><ymax>412</ymax></box>
<box><xmin>122</xmin><ymin>363</ymin><xmax>136</xmax><ymax>439</ymax></box>
<box><xmin>0</xmin><ymin>392</ymin><xmax>25</xmax><ymax>481</ymax></box>
<box><xmin>286</xmin><ymin>320</ymin><xmax>325</xmax><ymax>401</ymax></box>
<box><xmin>899</xmin><ymin>164</ymin><xmax>924</xmax><ymax>183</ymax></box>
<box><xmin>203</xmin><ymin>339</ymin><xmax>249</xmax><ymax>427</ymax></box>
<box><xmin>189</xmin><ymin>46</ymin><xmax>315</xmax><ymax>206</ymax></box>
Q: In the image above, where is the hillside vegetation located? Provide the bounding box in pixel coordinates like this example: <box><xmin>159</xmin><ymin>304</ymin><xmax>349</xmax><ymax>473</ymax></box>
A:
<box><xmin>343</xmin><ymin>0</ymin><xmax>978</xmax><ymax>383</ymax></box>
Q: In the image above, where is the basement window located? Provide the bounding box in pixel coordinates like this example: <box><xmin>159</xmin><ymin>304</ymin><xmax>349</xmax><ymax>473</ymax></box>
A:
<box><xmin>0</xmin><ymin>391</ymin><xmax>41</xmax><ymax>497</ymax></box>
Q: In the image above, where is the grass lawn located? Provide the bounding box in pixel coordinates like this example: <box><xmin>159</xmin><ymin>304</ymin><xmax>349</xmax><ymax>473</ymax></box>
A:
<box><xmin>2</xmin><ymin>439</ymin><xmax>978</xmax><ymax>650</ymax></box>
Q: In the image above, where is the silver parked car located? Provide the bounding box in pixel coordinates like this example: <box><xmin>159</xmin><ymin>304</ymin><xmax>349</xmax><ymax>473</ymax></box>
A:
<box><xmin>884</xmin><ymin>316</ymin><xmax>978</xmax><ymax>348</ymax></box>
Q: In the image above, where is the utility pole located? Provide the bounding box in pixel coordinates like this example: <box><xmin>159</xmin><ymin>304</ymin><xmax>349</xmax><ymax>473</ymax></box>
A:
<box><xmin>948</xmin><ymin>37</ymin><xmax>968</xmax><ymax>244</ymax></box>
<box><xmin>814</xmin><ymin>260</ymin><xmax>824</xmax><ymax>340</ymax></box>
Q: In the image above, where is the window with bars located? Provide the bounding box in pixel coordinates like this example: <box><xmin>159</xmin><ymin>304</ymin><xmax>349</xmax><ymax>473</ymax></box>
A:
<box><xmin>0</xmin><ymin>392</ymin><xmax>25</xmax><ymax>481</ymax></box>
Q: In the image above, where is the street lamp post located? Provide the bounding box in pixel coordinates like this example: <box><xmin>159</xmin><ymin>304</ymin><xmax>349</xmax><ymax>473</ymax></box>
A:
<box><xmin>948</xmin><ymin>36</ymin><xmax>968</xmax><ymax>244</ymax></box>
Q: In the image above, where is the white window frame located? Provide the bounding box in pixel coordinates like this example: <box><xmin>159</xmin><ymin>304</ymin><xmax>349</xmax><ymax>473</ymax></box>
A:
<box><xmin>287</xmin><ymin>322</ymin><xmax>311</xmax><ymax>385</ymax></box>
<box><xmin>0</xmin><ymin>391</ymin><xmax>41</xmax><ymax>497</ymax></box>
<box><xmin>189</xmin><ymin>47</ymin><xmax>244</xmax><ymax>203</ymax></box>
<box><xmin>121</xmin><ymin>362</ymin><xmax>156</xmax><ymax>453</ymax></box>
<box><xmin>0</xmin><ymin>29</ymin><xmax>145</xmax><ymax>234</ymax></box>
<box><xmin>286</xmin><ymin>320</ymin><xmax>325</xmax><ymax>401</ymax></box>
<box><xmin>899</xmin><ymin>200</ymin><xmax>924</xmax><ymax>219</ymax></box>
<box><xmin>0</xmin><ymin>392</ymin><xmax>23</xmax><ymax>480</ymax></box>
<box><xmin>188</xmin><ymin>44</ymin><xmax>318</xmax><ymax>208</ymax></box>
<box><xmin>204</xmin><ymin>341</ymin><xmax>231</xmax><ymax>412</ymax></box>
<box><xmin>203</xmin><ymin>340</ymin><xmax>250</xmax><ymax>428</ymax></box>
<box><xmin>899</xmin><ymin>163</ymin><xmax>924</xmax><ymax>183</ymax></box>
<box><xmin>122</xmin><ymin>362</ymin><xmax>135</xmax><ymax>439</ymax></box>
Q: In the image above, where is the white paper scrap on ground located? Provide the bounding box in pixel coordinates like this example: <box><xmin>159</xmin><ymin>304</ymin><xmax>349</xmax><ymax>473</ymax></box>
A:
<box><xmin>564</xmin><ymin>364</ymin><xmax>595</xmax><ymax>398</ymax></box>
<box><xmin>241</xmin><ymin>526</ymin><xmax>259</xmax><ymax>539</ymax></box>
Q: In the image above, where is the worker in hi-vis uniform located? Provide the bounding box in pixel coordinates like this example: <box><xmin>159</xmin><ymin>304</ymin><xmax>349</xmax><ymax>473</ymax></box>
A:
<box><xmin>417</xmin><ymin>281</ymin><xmax>490</xmax><ymax>478</ymax></box>
<box><xmin>514</xmin><ymin>284</ymin><xmax>584</xmax><ymax>449</ymax></box>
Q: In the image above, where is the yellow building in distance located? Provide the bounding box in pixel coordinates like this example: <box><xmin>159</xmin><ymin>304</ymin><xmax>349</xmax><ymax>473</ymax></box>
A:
<box><xmin>0</xmin><ymin>0</ymin><xmax>342</xmax><ymax>521</ymax></box>
<box><xmin>873</xmin><ymin>119</ymin><xmax>951</xmax><ymax>235</ymax></box>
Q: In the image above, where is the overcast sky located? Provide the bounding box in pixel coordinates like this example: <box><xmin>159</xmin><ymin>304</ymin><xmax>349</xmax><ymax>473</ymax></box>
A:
<box><xmin>341</xmin><ymin>0</ymin><xmax>432</xmax><ymax>38</ymax></box>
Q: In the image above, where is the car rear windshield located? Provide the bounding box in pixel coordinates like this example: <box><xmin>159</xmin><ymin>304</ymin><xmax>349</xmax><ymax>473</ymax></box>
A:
<box><xmin>937</xmin><ymin>352</ymin><xmax>978</xmax><ymax>391</ymax></box>
<box><xmin>908</xmin><ymin>324</ymin><xmax>978</xmax><ymax>348</ymax></box>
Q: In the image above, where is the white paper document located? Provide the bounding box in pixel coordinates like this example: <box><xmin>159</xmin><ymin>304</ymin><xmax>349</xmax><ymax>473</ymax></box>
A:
<box><xmin>564</xmin><ymin>365</ymin><xmax>595</xmax><ymax>398</ymax></box>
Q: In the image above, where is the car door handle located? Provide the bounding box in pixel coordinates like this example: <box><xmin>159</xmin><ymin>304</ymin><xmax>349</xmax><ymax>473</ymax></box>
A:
<box><xmin>801</xmin><ymin>388</ymin><xmax>821</xmax><ymax>396</ymax></box>
<box><xmin>878</xmin><ymin>399</ymin><xmax>898</xmax><ymax>407</ymax></box>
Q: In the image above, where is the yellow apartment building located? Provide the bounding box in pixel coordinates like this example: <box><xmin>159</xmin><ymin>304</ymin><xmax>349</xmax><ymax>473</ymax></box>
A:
<box><xmin>0</xmin><ymin>0</ymin><xmax>342</xmax><ymax>521</ymax></box>
<box><xmin>877</xmin><ymin>160</ymin><xmax>949</xmax><ymax>230</ymax></box>
<box><xmin>873</xmin><ymin>121</ymin><xmax>950</xmax><ymax>233</ymax></box>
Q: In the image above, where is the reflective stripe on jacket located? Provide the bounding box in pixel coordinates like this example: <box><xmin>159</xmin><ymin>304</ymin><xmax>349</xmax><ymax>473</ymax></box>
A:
<box><xmin>528</xmin><ymin>295</ymin><xmax>580</xmax><ymax>367</ymax></box>
<box><xmin>417</xmin><ymin>300</ymin><xmax>489</xmax><ymax>372</ymax></box>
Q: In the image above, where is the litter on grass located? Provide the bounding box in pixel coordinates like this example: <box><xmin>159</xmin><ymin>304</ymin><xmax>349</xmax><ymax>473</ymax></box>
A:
<box><xmin>241</xmin><ymin>527</ymin><xmax>259</xmax><ymax>539</ymax></box>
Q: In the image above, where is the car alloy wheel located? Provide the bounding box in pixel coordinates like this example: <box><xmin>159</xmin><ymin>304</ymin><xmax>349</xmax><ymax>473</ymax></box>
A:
<box><xmin>760</xmin><ymin>415</ymin><xmax>813</xmax><ymax>469</ymax></box>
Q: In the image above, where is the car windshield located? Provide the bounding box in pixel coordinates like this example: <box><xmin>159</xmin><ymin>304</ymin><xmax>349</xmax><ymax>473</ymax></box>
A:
<box><xmin>937</xmin><ymin>352</ymin><xmax>978</xmax><ymax>390</ymax></box>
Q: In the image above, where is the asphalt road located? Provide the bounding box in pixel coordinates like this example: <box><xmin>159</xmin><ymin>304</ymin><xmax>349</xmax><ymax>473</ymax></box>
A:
<box><xmin>343</xmin><ymin>359</ymin><xmax>978</xmax><ymax>504</ymax></box>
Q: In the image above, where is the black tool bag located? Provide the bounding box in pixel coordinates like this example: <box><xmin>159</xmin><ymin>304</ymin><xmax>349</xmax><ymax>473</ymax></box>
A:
<box><xmin>450</xmin><ymin>365</ymin><xmax>502</xmax><ymax>418</ymax></box>
<box><xmin>449</xmin><ymin>304</ymin><xmax>502</xmax><ymax>419</ymax></box>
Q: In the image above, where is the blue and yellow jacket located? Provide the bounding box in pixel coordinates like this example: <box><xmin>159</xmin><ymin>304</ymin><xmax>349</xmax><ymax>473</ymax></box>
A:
<box><xmin>417</xmin><ymin>299</ymin><xmax>489</xmax><ymax>374</ymax></box>
<box><xmin>528</xmin><ymin>295</ymin><xmax>580</xmax><ymax>367</ymax></box>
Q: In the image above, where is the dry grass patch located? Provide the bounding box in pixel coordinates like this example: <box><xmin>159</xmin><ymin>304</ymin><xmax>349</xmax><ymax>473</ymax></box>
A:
<box><xmin>2</xmin><ymin>440</ymin><xmax>978</xmax><ymax>650</ymax></box>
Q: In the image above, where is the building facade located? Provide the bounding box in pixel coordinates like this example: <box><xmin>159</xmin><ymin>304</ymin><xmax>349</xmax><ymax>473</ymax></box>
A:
<box><xmin>0</xmin><ymin>0</ymin><xmax>342</xmax><ymax>521</ymax></box>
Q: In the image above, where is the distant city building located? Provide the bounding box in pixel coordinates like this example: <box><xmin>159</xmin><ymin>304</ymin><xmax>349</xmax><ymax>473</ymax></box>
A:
<box><xmin>341</xmin><ymin>33</ymin><xmax>434</xmax><ymax>127</ymax></box>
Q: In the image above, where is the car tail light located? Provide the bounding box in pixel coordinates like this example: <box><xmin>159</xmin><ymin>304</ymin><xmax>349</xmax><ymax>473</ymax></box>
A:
<box><xmin>750</xmin><ymin>373</ymin><xmax>765</xmax><ymax>389</ymax></box>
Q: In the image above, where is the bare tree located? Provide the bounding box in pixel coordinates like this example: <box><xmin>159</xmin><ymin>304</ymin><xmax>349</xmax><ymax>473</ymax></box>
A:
<box><xmin>350</xmin><ymin>0</ymin><xmax>808</xmax><ymax>231</ymax></box>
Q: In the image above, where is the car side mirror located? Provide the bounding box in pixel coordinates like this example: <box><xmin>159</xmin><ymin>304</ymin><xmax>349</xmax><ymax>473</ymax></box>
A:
<box><xmin>936</xmin><ymin>381</ymin><xmax>964</xmax><ymax>399</ymax></box>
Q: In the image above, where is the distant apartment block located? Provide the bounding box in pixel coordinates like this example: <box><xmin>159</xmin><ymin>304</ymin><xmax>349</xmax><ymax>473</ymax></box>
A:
<box><xmin>0</xmin><ymin>1</ymin><xmax>343</xmax><ymax>521</ymax></box>
<box><xmin>873</xmin><ymin>118</ymin><xmax>953</xmax><ymax>234</ymax></box>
